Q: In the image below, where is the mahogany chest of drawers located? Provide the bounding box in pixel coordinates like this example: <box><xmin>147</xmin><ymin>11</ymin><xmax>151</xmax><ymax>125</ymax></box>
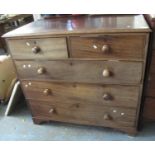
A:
<box><xmin>3</xmin><ymin>15</ymin><xmax>150</xmax><ymax>134</ymax></box>
<box><xmin>143</xmin><ymin>15</ymin><xmax>155</xmax><ymax>121</ymax></box>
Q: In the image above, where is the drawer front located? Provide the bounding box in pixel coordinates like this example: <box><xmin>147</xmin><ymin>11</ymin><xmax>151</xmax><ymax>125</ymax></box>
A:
<box><xmin>143</xmin><ymin>97</ymin><xmax>155</xmax><ymax>120</ymax></box>
<box><xmin>15</xmin><ymin>60</ymin><xmax>143</xmax><ymax>84</ymax></box>
<box><xmin>8</xmin><ymin>38</ymin><xmax>68</xmax><ymax>59</ymax></box>
<box><xmin>69</xmin><ymin>34</ymin><xmax>147</xmax><ymax>60</ymax></box>
<box><xmin>28</xmin><ymin>99</ymin><xmax>137</xmax><ymax>127</ymax></box>
<box><xmin>21</xmin><ymin>81</ymin><xmax>140</xmax><ymax>108</ymax></box>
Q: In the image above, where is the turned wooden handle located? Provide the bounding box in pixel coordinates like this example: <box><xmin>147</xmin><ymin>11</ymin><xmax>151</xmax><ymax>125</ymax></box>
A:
<box><xmin>103</xmin><ymin>113</ymin><xmax>112</xmax><ymax>120</ymax></box>
<box><xmin>101</xmin><ymin>45</ymin><xmax>110</xmax><ymax>53</ymax></box>
<box><xmin>32</xmin><ymin>46</ymin><xmax>41</xmax><ymax>54</ymax></box>
<box><xmin>37</xmin><ymin>67</ymin><xmax>46</xmax><ymax>74</ymax></box>
<box><xmin>102</xmin><ymin>93</ymin><xmax>111</xmax><ymax>100</ymax></box>
<box><xmin>43</xmin><ymin>88</ymin><xmax>51</xmax><ymax>95</ymax></box>
<box><xmin>102</xmin><ymin>69</ymin><xmax>111</xmax><ymax>77</ymax></box>
<box><xmin>49</xmin><ymin>108</ymin><xmax>54</xmax><ymax>114</ymax></box>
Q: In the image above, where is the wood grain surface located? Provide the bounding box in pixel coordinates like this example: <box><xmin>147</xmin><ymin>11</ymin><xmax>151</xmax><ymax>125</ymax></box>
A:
<box><xmin>70</xmin><ymin>34</ymin><xmax>147</xmax><ymax>60</ymax></box>
<box><xmin>15</xmin><ymin>60</ymin><xmax>143</xmax><ymax>85</ymax></box>
<box><xmin>2</xmin><ymin>14</ymin><xmax>150</xmax><ymax>134</ymax></box>
<box><xmin>21</xmin><ymin>80</ymin><xmax>140</xmax><ymax>108</ymax></box>
<box><xmin>7</xmin><ymin>38</ymin><xmax>68</xmax><ymax>59</ymax></box>
<box><xmin>3</xmin><ymin>15</ymin><xmax>150</xmax><ymax>38</ymax></box>
<box><xmin>28</xmin><ymin>99</ymin><xmax>136</xmax><ymax>128</ymax></box>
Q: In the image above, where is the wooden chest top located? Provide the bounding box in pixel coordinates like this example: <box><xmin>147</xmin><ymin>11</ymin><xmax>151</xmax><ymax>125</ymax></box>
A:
<box><xmin>2</xmin><ymin>15</ymin><xmax>150</xmax><ymax>39</ymax></box>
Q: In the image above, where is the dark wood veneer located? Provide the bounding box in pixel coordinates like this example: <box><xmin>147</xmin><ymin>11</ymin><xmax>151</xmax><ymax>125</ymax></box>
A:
<box><xmin>3</xmin><ymin>15</ymin><xmax>150</xmax><ymax>135</ymax></box>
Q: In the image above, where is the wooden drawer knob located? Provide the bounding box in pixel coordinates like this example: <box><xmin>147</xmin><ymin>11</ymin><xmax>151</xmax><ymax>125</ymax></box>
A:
<box><xmin>102</xmin><ymin>69</ymin><xmax>111</xmax><ymax>77</ymax></box>
<box><xmin>101</xmin><ymin>45</ymin><xmax>110</xmax><ymax>53</ymax></box>
<box><xmin>103</xmin><ymin>113</ymin><xmax>112</xmax><ymax>120</ymax></box>
<box><xmin>43</xmin><ymin>88</ymin><xmax>51</xmax><ymax>95</ymax></box>
<box><xmin>32</xmin><ymin>46</ymin><xmax>41</xmax><ymax>54</ymax></box>
<box><xmin>102</xmin><ymin>93</ymin><xmax>111</xmax><ymax>100</ymax></box>
<box><xmin>37</xmin><ymin>67</ymin><xmax>46</xmax><ymax>74</ymax></box>
<box><xmin>49</xmin><ymin>108</ymin><xmax>54</xmax><ymax>114</ymax></box>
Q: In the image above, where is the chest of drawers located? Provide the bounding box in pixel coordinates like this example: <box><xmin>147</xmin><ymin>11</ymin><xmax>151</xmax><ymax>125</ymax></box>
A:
<box><xmin>3</xmin><ymin>15</ymin><xmax>150</xmax><ymax>134</ymax></box>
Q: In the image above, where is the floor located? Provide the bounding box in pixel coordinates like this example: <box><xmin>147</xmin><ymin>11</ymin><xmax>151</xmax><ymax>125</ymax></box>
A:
<box><xmin>0</xmin><ymin>100</ymin><xmax>155</xmax><ymax>141</ymax></box>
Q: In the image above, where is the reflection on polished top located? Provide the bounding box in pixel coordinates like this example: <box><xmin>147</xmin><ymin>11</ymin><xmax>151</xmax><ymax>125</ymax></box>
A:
<box><xmin>3</xmin><ymin>15</ymin><xmax>150</xmax><ymax>38</ymax></box>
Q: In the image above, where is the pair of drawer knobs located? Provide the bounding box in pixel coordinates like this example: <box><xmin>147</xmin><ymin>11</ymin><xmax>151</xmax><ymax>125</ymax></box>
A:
<box><xmin>43</xmin><ymin>88</ymin><xmax>112</xmax><ymax>100</ymax></box>
<box><xmin>48</xmin><ymin>107</ymin><xmax>112</xmax><ymax>121</ymax></box>
<box><xmin>31</xmin><ymin>45</ymin><xmax>110</xmax><ymax>54</ymax></box>
<box><xmin>37</xmin><ymin>67</ymin><xmax>111</xmax><ymax>77</ymax></box>
<box><xmin>93</xmin><ymin>44</ymin><xmax>110</xmax><ymax>53</ymax></box>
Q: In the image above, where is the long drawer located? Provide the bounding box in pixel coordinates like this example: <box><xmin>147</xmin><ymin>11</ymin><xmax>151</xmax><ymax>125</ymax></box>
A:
<box><xmin>21</xmin><ymin>80</ymin><xmax>140</xmax><ymax>108</ymax></box>
<box><xmin>28</xmin><ymin>99</ymin><xmax>137</xmax><ymax>128</ymax></box>
<box><xmin>15</xmin><ymin>60</ymin><xmax>143</xmax><ymax>84</ymax></box>
<box><xmin>7</xmin><ymin>38</ymin><xmax>68</xmax><ymax>59</ymax></box>
<box><xmin>69</xmin><ymin>34</ymin><xmax>147</xmax><ymax>60</ymax></box>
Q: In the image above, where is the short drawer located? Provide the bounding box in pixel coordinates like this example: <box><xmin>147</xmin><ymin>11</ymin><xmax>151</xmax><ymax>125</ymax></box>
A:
<box><xmin>15</xmin><ymin>60</ymin><xmax>143</xmax><ymax>85</ymax></box>
<box><xmin>7</xmin><ymin>38</ymin><xmax>68</xmax><ymax>59</ymax></box>
<box><xmin>69</xmin><ymin>34</ymin><xmax>147</xmax><ymax>60</ymax></box>
<box><xmin>28</xmin><ymin>99</ymin><xmax>137</xmax><ymax>128</ymax></box>
<box><xmin>21</xmin><ymin>81</ymin><xmax>140</xmax><ymax>108</ymax></box>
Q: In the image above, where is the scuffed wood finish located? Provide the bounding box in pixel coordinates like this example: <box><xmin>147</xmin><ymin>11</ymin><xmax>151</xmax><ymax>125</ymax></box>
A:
<box><xmin>21</xmin><ymin>80</ymin><xmax>140</xmax><ymax>108</ymax></box>
<box><xmin>15</xmin><ymin>60</ymin><xmax>143</xmax><ymax>85</ymax></box>
<box><xmin>2</xmin><ymin>15</ymin><xmax>150</xmax><ymax>39</ymax></box>
<box><xmin>7</xmin><ymin>38</ymin><xmax>68</xmax><ymax>59</ymax></box>
<box><xmin>3</xmin><ymin>15</ymin><xmax>150</xmax><ymax>134</ymax></box>
<box><xmin>28</xmin><ymin>99</ymin><xmax>137</xmax><ymax>128</ymax></box>
<box><xmin>70</xmin><ymin>34</ymin><xmax>147</xmax><ymax>60</ymax></box>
